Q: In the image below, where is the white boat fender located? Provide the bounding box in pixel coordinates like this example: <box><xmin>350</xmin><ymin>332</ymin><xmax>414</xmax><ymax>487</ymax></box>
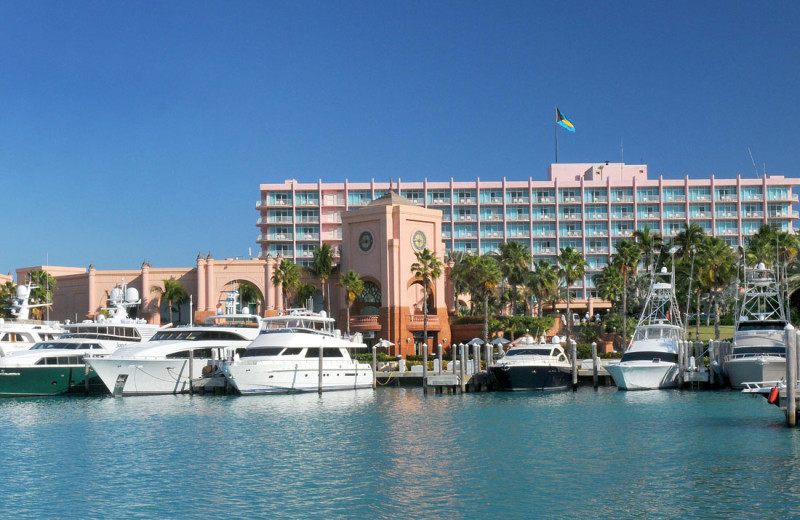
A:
<box><xmin>688</xmin><ymin>356</ymin><xmax>696</xmax><ymax>371</ymax></box>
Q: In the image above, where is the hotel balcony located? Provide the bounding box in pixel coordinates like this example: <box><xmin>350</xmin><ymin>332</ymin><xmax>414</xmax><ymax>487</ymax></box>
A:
<box><xmin>742</xmin><ymin>211</ymin><xmax>764</xmax><ymax>218</ymax></box>
<box><xmin>508</xmin><ymin>198</ymin><xmax>529</xmax><ymax>204</ymax></box>
<box><xmin>586</xmin><ymin>247</ymin><xmax>609</xmax><ymax>254</ymax></box>
<box><xmin>639</xmin><ymin>213</ymin><xmax>660</xmax><ymax>220</ymax></box>
<box><xmin>585</xmin><ymin>214</ymin><xmax>609</xmax><ymax>220</ymax></box>
<box><xmin>297</xmin><ymin>233</ymin><xmax>320</xmax><ymax>241</ymax></box>
<box><xmin>407</xmin><ymin>314</ymin><xmax>442</xmax><ymax>331</ymax></box>
<box><xmin>718</xmin><ymin>228</ymin><xmax>739</xmax><ymax>236</ymax></box>
<box><xmin>455</xmin><ymin>198</ymin><xmax>477</xmax><ymax>205</ymax></box>
<box><xmin>560</xmin><ymin>213</ymin><xmax>581</xmax><ymax>221</ymax></box>
<box><xmin>296</xmin><ymin>199</ymin><xmax>320</xmax><ymax>207</ymax></box>
<box><xmin>612</xmin><ymin>196</ymin><xmax>634</xmax><ymax>202</ymax></box>
<box><xmin>481</xmin><ymin>215</ymin><xmax>504</xmax><ymax>222</ymax></box>
<box><xmin>349</xmin><ymin>315</ymin><xmax>381</xmax><ymax>331</ymax></box>
<box><xmin>483</xmin><ymin>197</ymin><xmax>504</xmax><ymax>204</ymax></box>
<box><xmin>534</xmin><ymin>197</ymin><xmax>555</xmax><ymax>204</ymax></box>
<box><xmin>457</xmin><ymin>215</ymin><xmax>477</xmax><ymax>222</ymax></box>
<box><xmin>664</xmin><ymin>196</ymin><xmax>686</xmax><ymax>202</ymax></box>
<box><xmin>256</xmin><ymin>200</ymin><xmax>267</xmax><ymax>209</ymax></box>
<box><xmin>430</xmin><ymin>198</ymin><xmax>451</xmax><ymax>205</ymax></box>
<box><xmin>587</xmin><ymin>196</ymin><xmax>608</xmax><ymax>203</ymax></box>
<box><xmin>716</xmin><ymin>195</ymin><xmax>738</xmax><ymax>202</ymax></box>
<box><xmin>638</xmin><ymin>197</ymin><xmax>660</xmax><ymax>203</ymax></box>
<box><xmin>664</xmin><ymin>213</ymin><xmax>687</xmax><ymax>219</ymax></box>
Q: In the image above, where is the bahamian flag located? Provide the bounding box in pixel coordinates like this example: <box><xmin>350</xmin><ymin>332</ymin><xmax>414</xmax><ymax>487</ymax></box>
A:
<box><xmin>556</xmin><ymin>108</ymin><xmax>575</xmax><ymax>132</ymax></box>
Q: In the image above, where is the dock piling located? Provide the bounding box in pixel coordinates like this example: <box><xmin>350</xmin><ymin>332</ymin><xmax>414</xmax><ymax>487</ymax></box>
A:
<box><xmin>318</xmin><ymin>344</ymin><xmax>324</xmax><ymax>395</ymax></box>
<box><xmin>570</xmin><ymin>339</ymin><xmax>577</xmax><ymax>391</ymax></box>
<box><xmin>459</xmin><ymin>343</ymin><xmax>466</xmax><ymax>393</ymax></box>
<box><xmin>371</xmin><ymin>346</ymin><xmax>377</xmax><ymax>390</ymax></box>
<box><xmin>785</xmin><ymin>324</ymin><xmax>796</xmax><ymax>426</ymax></box>
<box><xmin>437</xmin><ymin>343</ymin><xmax>442</xmax><ymax>376</ymax></box>
<box><xmin>189</xmin><ymin>349</ymin><xmax>194</xmax><ymax>395</ymax></box>
<box><xmin>591</xmin><ymin>341</ymin><xmax>598</xmax><ymax>389</ymax></box>
<box><xmin>423</xmin><ymin>338</ymin><xmax>429</xmax><ymax>395</ymax></box>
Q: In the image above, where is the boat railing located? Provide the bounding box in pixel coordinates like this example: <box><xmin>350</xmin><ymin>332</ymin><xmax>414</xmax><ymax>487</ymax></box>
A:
<box><xmin>741</xmin><ymin>380</ymin><xmax>783</xmax><ymax>392</ymax></box>
<box><xmin>730</xmin><ymin>352</ymin><xmax>785</xmax><ymax>360</ymax></box>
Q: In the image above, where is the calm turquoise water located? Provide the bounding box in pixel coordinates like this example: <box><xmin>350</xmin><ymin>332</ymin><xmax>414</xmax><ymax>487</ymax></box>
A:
<box><xmin>2</xmin><ymin>388</ymin><xmax>799</xmax><ymax>519</ymax></box>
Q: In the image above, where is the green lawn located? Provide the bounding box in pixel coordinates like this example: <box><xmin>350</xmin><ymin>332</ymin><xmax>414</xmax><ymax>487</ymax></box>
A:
<box><xmin>687</xmin><ymin>325</ymin><xmax>734</xmax><ymax>342</ymax></box>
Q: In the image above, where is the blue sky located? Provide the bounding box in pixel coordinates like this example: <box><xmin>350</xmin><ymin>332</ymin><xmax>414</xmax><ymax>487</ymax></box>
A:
<box><xmin>2</xmin><ymin>1</ymin><xmax>798</xmax><ymax>275</ymax></box>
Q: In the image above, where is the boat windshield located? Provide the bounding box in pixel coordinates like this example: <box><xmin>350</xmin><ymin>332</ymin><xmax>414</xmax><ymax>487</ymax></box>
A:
<box><xmin>732</xmin><ymin>346</ymin><xmax>785</xmax><ymax>355</ymax></box>
<box><xmin>151</xmin><ymin>330</ymin><xmax>248</xmax><ymax>341</ymax></box>
<box><xmin>31</xmin><ymin>342</ymin><xmax>102</xmax><ymax>350</ymax></box>
<box><xmin>505</xmin><ymin>348</ymin><xmax>553</xmax><ymax>357</ymax></box>
<box><xmin>621</xmin><ymin>351</ymin><xmax>679</xmax><ymax>363</ymax></box>
<box><xmin>736</xmin><ymin>321</ymin><xmax>787</xmax><ymax>332</ymax></box>
<box><xmin>633</xmin><ymin>326</ymin><xmax>681</xmax><ymax>342</ymax></box>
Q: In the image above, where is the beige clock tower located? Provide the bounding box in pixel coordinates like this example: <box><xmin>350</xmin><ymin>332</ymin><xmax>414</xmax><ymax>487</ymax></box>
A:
<box><xmin>338</xmin><ymin>191</ymin><xmax>452</xmax><ymax>358</ymax></box>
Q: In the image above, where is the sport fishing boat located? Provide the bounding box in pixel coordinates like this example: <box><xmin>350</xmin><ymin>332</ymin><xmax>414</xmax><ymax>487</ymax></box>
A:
<box><xmin>722</xmin><ymin>263</ymin><xmax>788</xmax><ymax>389</ymax></box>
<box><xmin>0</xmin><ymin>282</ymin><xmax>160</xmax><ymax>396</ymax></box>
<box><xmin>606</xmin><ymin>266</ymin><xmax>686</xmax><ymax>390</ymax></box>
<box><xmin>0</xmin><ymin>282</ymin><xmax>63</xmax><ymax>356</ymax></box>
<box><xmin>86</xmin><ymin>289</ymin><xmax>262</xmax><ymax>396</ymax></box>
<box><xmin>222</xmin><ymin>310</ymin><xmax>372</xmax><ymax>394</ymax></box>
<box><xmin>489</xmin><ymin>334</ymin><xmax>571</xmax><ymax>391</ymax></box>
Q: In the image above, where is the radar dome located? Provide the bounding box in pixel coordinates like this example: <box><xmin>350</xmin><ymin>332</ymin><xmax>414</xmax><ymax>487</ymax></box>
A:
<box><xmin>660</xmin><ymin>267</ymin><xmax>668</xmax><ymax>273</ymax></box>
<box><xmin>319</xmin><ymin>310</ymin><xmax>327</xmax><ymax>318</ymax></box>
<box><xmin>110</xmin><ymin>287</ymin><xmax>123</xmax><ymax>303</ymax></box>
<box><xmin>125</xmin><ymin>287</ymin><xmax>139</xmax><ymax>303</ymax></box>
<box><xmin>16</xmin><ymin>285</ymin><xmax>29</xmax><ymax>299</ymax></box>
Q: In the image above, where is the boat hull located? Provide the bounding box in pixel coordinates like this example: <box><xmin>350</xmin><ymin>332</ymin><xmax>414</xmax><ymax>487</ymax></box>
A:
<box><xmin>725</xmin><ymin>357</ymin><xmax>785</xmax><ymax>389</ymax></box>
<box><xmin>0</xmin><ymin>366</ymin><xmax>106</xmax><ymax>396</ymax></box>
<box><xmin>87</xmin><ymin>357</ymin><xmax>212</xmax><ymax>396</ymax></box>
<box><xmin>223</xmin><ymin>361</ymin><xmax>372</xmax><ymax>394</ymax></box>
<box><xmin>605</xmin><ymin>361</ymin><xmax>679</xmax><ymax>390</ymax></box>
<box><xmin>489</xmin><ymin>365</ymin><xmax>571</xmax><ymax>391</ymax></box>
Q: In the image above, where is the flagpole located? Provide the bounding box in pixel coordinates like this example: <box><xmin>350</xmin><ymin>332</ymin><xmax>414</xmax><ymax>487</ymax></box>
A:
<box><xmin>555</xmin><ymin>106</ymin><xmax>559</xmax><ymax>164</ymax></box>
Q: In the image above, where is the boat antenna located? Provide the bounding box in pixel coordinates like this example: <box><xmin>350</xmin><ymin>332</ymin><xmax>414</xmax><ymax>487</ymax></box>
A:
<box><xmin>748</xmin><ymin>148</ymin><xmax>760</xmax><ymax>178</ymax></box>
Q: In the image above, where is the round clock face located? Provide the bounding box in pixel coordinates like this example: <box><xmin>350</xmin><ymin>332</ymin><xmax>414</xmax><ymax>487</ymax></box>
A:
<box><xmin>358</xmin><ymin>231</ymin><xmax>374</xmax><ymax>252</ymax></box>
<box><xmin>412</xmin><ymin>230</ymin><xmax>426</xmax><ymax>250</ymax></box>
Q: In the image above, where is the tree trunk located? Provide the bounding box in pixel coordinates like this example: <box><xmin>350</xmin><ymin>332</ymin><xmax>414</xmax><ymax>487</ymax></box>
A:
<box><xmin>346</xmin><ymin>303</ymin><xmax>351</xmax><ymax>335</ymax></box>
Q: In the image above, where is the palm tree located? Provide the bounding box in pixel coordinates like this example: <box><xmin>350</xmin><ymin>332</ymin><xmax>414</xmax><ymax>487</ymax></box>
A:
<box><xmin>673</xmin><ymin>222</ymin><xmax>705</xmax><ymax>262</ymax></box>
<box><xmin>498</xmin><ymin>241</ymin><xmax>532</xmax><ymax>315</ymax></box>
<box><xmin>27</xmin><ymin>270</ymin><xmax>57</xmax><ymax>319</ymax></box>
<box><xmin>446</xmin><ymin>251</ymin><xmax>471</xmax><ymax>315</ymax></box>
<box><xmin>633</xmin><ymin>224</ymin><xmax>664</xmax><ymax>272</ymax></box>
<box><xmin>596</xmin><ymin>266</ymin><xmax>623</xmax><ymax>308</ymax></box>
<box><xmin>410</xmin><ymin>248</ymin><xmax>443</xmax><ymax>355</ymax></box>
<box><xmin>307</xmin><ymin>243</ymin><xmax>338</xmax><ymax>314</ymax></box>
<box><xmin>557</xmin><ymin>247</ymin><xmax>587</xmax><ymax>349</ymax></box>
<box><xmin>527</xmin><ymin>260</ymin><xmax>560</xmax><ymax>317</ymax></box>
<box><xmin>270</xmin><ymin>258</ymin><xmax>300</xmax><ymax>310</ymax></box>
<box><xmin>238</xmin><ymin>282</ymin><xmax>260</xmax><ymax>313</ymax></box>
<box><xmin>337</xmin><ymin>270</ymin><xmax>364</xmax><ymax>335</ymax></box>
<box><xmin>465</xmin><ymin>255</ymin><xmax>502</xmax><ymax>343</ymax></box>
<box><xmin>696</xmin><ymin>237</ymin><xmax>737</xmax><ymax>339</ymax></box>
<box><xmin>0</xmin><ymin>281</ymin><xmax>16</xmax><ymax>318</ymax></box>
<box><xmin>612</xmin><ymin>240</ymin><xmax>641</xmax><ymax>346</ymax></box>
<box><xmin>744</xmin><ymin>224</ymin><xmax>779</xmax><ymax>267</ymax></box>
<box><xmin>151</xmin><ymin>277</ymin><xmax>188</xmax><ymax>324</ymax></box>
<box><xmin>296</xmin><ymin>282</ymin><xmax>316</xmax><ymax>309</ymax></box>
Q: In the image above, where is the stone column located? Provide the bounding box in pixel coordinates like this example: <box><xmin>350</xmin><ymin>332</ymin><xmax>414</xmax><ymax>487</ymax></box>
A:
<box><xmin>196</xmin><ymin>254</ymin><xmax>207</xmax><ymax>311</ymax></box>
<box><xmin>206</xmin><ymin>254</ymin><xmax>216</xmax><ymax>312</ymax></box>
<box><xmin>88</xmin><ymin>264</ymin><xmax>97</xmax><ymax>320</ymax></box>
<box><xmin>265</xmin><ymin>256</ymin><xmax>276</xmax><ymax>311</ymax></box>
<box><xmin>141</xmin><ymin>261</ymin><xmax>152</xmax><ymax>323</ymax></box>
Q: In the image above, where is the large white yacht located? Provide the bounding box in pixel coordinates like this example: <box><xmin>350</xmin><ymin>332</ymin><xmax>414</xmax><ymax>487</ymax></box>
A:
<box><xmin>0</xmin><ymin>282</ymin><xmax>160</xmax><ymax>396</ymax></box>
<box><xmin>222</xmin><ymin>310</ymin><xmax>372</xmax><ymax>394</ymax></box>
<box><xmin>606</xmin><ymin>266</ymin><xmax>686</xmax><ymax>390</ymax></box>
<box><xmin>489</xmin><ymin>334</ymin><xmax>571</xmax><ymax>391</ymax></box>
<box><xmin>86</xmin><ymin>290</ymin><xmax>262</xmax><ymax>396</ymax></box>
<box><xmin>722</xmin><ymin>263</ymin><xmax>788</xmax><ymax>389</ymax></box>
<box><xmin>0</xmin><ymin>282</ymin><xmax>63</xmax><ymax>356</ymax></box>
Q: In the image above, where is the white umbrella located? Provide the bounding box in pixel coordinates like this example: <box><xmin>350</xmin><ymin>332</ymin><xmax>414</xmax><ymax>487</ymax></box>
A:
<box><xmin>491</xmin><ymin>337</ymin><xmax>510</xmax><ymax>346</ymax></box>
<box><xmin>376</xmin><ymin>339</ymin><xmax>394</xmax><ymax>349</ymax></box>
<box><xmin>467</xmin><ymin>337</ymin><xmax>485</xmax><ymax>346</ymax></box>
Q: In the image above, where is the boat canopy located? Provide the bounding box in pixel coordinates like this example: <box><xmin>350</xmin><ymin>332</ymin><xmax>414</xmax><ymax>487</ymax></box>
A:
<box><xmin>632</xmin><ymin>325</ymin><xmax>683</xmax><ymax>343</ymax></box>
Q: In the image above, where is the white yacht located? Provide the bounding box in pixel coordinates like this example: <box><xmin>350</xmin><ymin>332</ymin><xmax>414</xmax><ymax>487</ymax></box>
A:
<box><xmin>222</xmin><ymin>310</ymin><xmax>372</xmax><ymax>394</ymax></box>
<box><xmin>606</xmin><ymin>266</ymin><xmax>686</xmax><ymax>390</ymax></box>
<box><xmin>723</xmin><ymin>263</ymin><xmax>788</xmax><ymax>389</ymax></box>
<box><xmin>489</xmin><ymin>334</ymin><xmax>571</xmax><ymax>391</ymax></box>
<box><xmin>0</xmin><ymin>282</ymin><xmax>63</xmax><ymax>356</ymax></box>
<box><xmin>86</xmin><ymin>306</ymin><xmax>262</xmax><ymax>396</ymax></box>
<box><xmin>0</xmin><ymin>282</ymin><xmax>160</xmax><ymax>396</ymax></box>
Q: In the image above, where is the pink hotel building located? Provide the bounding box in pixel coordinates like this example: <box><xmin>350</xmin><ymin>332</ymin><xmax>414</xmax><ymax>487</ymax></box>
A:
<box><xmin>257</xmin><ymin>162</ymin><xmax>800</xmax><ymax>300</ymax></box>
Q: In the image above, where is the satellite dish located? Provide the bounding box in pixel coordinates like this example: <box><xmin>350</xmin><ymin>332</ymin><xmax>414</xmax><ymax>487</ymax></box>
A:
<box><xmin>125</xmin><ymin>287</ymin><xmax>140</xmax><ymax>303</ymax></box>
<box><xmin>660</xmin><ymin>267</ymin><xmax>668</xmax><ymax>274</ymax></box>
<box><xmin>757</xmin><ymin>262</ymin><xmax>766</xmax><ymax>270</ymax></box>
<box><xmin>16</xmin><ymin>285</ymin><xmax>29</xmax><ymax>299</ymax></box>
<box><xmin>110</xmin><ymin>287</ymin><xmax>123</xmax><ymax>303</ymax></box>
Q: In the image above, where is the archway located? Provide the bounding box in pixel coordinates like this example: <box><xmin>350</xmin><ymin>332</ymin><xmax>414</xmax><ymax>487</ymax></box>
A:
<box><xmin>219</xmin><ymin>280</ymin><xmax>264</xmax><ymax>315</ymax></box>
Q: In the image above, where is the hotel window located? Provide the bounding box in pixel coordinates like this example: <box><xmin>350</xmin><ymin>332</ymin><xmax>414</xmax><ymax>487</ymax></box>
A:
<box><xmin>585</xmin><ymin>222</ymin><xmax>608</xmax><ymax>237</ymax></box>
<box><xmin>636</xmin><ymin>188</ymin><xmax>659</xmax><ymax>202</ymax></box>
<box><xmin>637</xmin><ymin>221</ymin><xmax>660</xmax><ymax>232</ymax></box>
<box><xmin>506</xmin><ymin>190</ymin><xmax>529</xmax><ymax>204</ymax></box>
<box><xmin>715</xmin><ymin>220</ymin><xmax>738</xmax><ymax>236</ymax></box>
<box><xmin>559</xmin><ymin>222</ymin><xmax>582</xmax><ymax>238</ymax></box>
<box><xmin>270</xmin><ymin>209</ymin><xmax>292</xmax><ymax>223</ymax></box>
<box><xmin>454</xmin><ymin>223</ymin><xmax>478</xmax><ymax>239</ymax></box>
<box><xmin>296</xmin><ymin>244</ymin><xmax>315</xmax><ymax>258</ymax></box>
<box><xmin>586</xmin><ymin>240</ymin><xmax>607</xmax><ymax>254</ymax></box>
<box><xmin>721</xmin><ymin>237</ymin><xmax>739</xmax><ymax>247</ymax></box>
<box><xmin>768</xmin><ymin>186</ymin><xmax>790</xmax><ymax>201</ymax></box>
<box><xmin>560</xmin><ymin>239</ymin><xmax>581</xmax><ymax>251</ymax></box>
<box><xmin>373</xmin><ymin>189</ymin><xmax>389</xmax><ymax>199</ymax></box>
<box><xmin>441</xmin><ymin>207</ymin><xmax>452</xmax><ymax>221</ymax></box>
<box><xmin>741</xmin><ymin>220</ymin><xmax>762</xmax><ymax>235</ymax></box>
<box><xmin>715</xmin><ymin>203</ymin><xmax>737</xmax><ymax>218</ymax></box>
<box><xmin>768</xmin><ymin>220</ymin><xmax>789</xmax><ymax>231</ymax></box>
<box><xmin>697</xmin><ymin>220</ymin><xmax>712</xmax><ymax>234</ymax></box>
<box><xmin>325</xmin><ymin>209</ymin><xmax>342</xmax><ymax>223</ymax></box>
<box><xmin>610</xmin><ymin>188</ymin><xmax>633</xmax><ymax>202</ymax></box>
<box><xmin>297</xmin><ymin>226</ymin><xmax>318</xmax><ymax>240</ymax></box>
<box><xmin>456</xmin><ymin>207</ymin><xmax>476</xmax><ymax>221</ymax></box>
<box><xmin>427</xmin><ymin>190</ymin><xmax>450</xmax><ymax>205</ymax></box>
<box><xmin>532</xmin><ymin>223</ymin><xmax>556</xmax><ymax>237</ymax></box>
<box><xmin>481</xmin><ymin>223</ymin><xmax>503</xmax><ymax>238</ymax></box>
<box><xmin>532</xmin><ymin>240</ymin><xmax>554</xmax><ymax>254</ymax></box>
<box><xmin>559</xmin><ymin>189</ymin><xmax>580</xmax><ymax>203</ymax></box>
<box><xmin>508</xmin><ymin>206</ymin><xmax>532</xmax><ymax>220</ymax></box>
<box><xmin>637</xmin><ymin>205</ymin><xmax>659</xmax><ymax>219</ymax></box>
<box><xmin>295</xmin><ymin>208</ymin><xmax>319</xmax><ymax>223</ymax></box>
<box><xmin>663</xmin><ymin>204</ymin><xmax>685</xmax><ymax>219</ymax></box>
<box><xmin>610</xmin><ymin>205</ymin><xmax>634</xmax><ymax>219</ymax></box>
<box><xmin>714</xmin><ymin>186</ymin><xmax>737</xmax><ymax>202</ymax></box>
<box><xmin>323</xmin><ymin>191</ymin><xmax>344</xmax><ymax>206</ymax></box>
<box><xmin>270</xmin><ymin>192</ymin><xmax>291</xmax><ymax>206</ymax></box>
<box><xmin>441</xmin><ymin>223</ymin><xmax>452</xmax><ymax>239</ymax></box>
<box><xmin>295</xmin><ymin>191</ymin><xmax>319</xmax><ymax>206</ymax></box>
<box><xmin>480</xmin><ymin>240</ymin><xmax>502</xmax><ymax>255</ymax></box>
<box><xmin>533</xmin><ymin>189</ymin><xmax>555</xmax><ymax>203</ymax></box>
<box><xmin>741</xmin><ymin>203</ymin><xmax>762</xmax><ymax>218</ymax></box>
<box><xmin>768</xmin><ymin>203</ymin><xmax>789</xmax><ymax>218</ymax></box>
<box><xmin>662</xmin><ymin>187</ymin><xmax>685</xmax><ymax>202</ymax></box>
<box><xmin>584</xmin><ymin>188</ymin><xmax>607</xmax><ymax>203</ymax></box>
<box><xmin>453</xmin><ymin>240</ymin><xmax>477</xmax><ymax>254</ymax></box>
<box><xmin>689</xmin><ymin>187</ymin><xmax>711</xmax><ymax>201</ymax></box>
<box><xmin>741</xmin><ymin>186</ymin><xmax>763</xmax><ymax>201</ymax></box>
<box><xmin>665</xmin><ymin>221</ymin><xmax>682</xmax><ymax>236</ymax></box>
<box><xmin>559</xmin><ymin>205</ymin><xmax>581</xmax><ymax>220</ymax></box>
<box><xmin>480</xmin><ymin>207</ymin><xmax>504</xmax><ymax>221</ymax></box>
<box><xmin>400</xmin><ymin>189</ymin><xmax>424</xmax><ymax>205</ymax></box>
<box><xmin>612</xmin><ymin>221</ymin><xmax>633</xmax><ymax>237</ymax></box>
<box><xmin>480</xmin><ymin>189</ymin><xmax>503</xmax><ymax>204</ymax></box>
<box><xmin>269</xmin><ymin>244</ymin><xmax>292</xmax><ymax>257</ymax></box>
<box><xmin>347</xmin><ymin>190</ymin><xmax>372</xmax><ymax>206</ymax></box>
<box><xmin>689</xmin><ymin>204</ymin><xmax>711</xmax><ymax>218</ymax></box>
<box><xmin>585</xmin><ymin>256</ymin><xmax>608</xmax><ymax>270</ymax></box>
<box><xmin>271</xmin><ymin>226</ymin><xmax>292</xmax><ymax>240</ymax></box>
<box><xmin>507</xmin><ymin>223</ymin><xmax>529</xmax><ymax>238</ymax></box>
<box><xmin>454</xmin><ymin>189</ymin><xmax>477</xmax><ymax>205</ymax></box>
<box><xmin>584</xmin><ymin>206</ymin><xmax>607</xmax><ymax>220</ymax></box>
